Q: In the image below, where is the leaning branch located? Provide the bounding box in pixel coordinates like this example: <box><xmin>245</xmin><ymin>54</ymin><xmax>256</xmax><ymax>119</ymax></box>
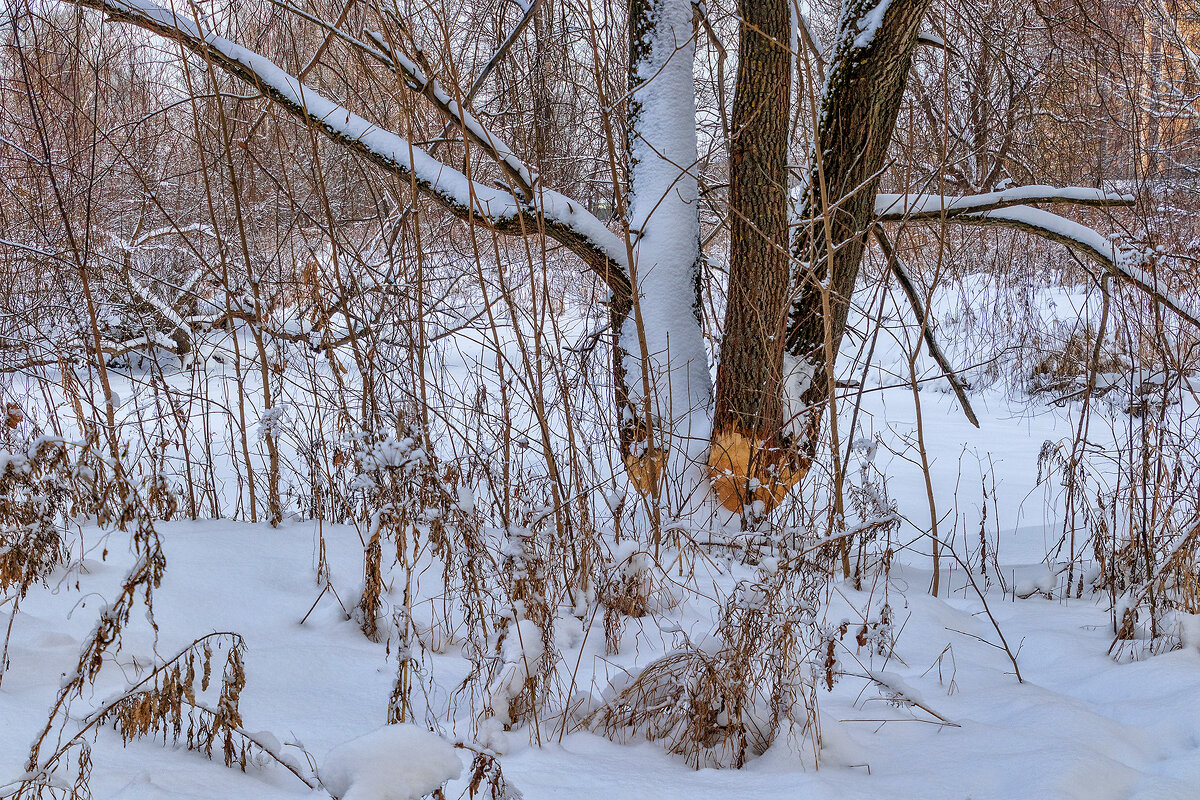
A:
<box><xmin>936</xmin><ymin>205</ymin><xmax>1200</xmax><ymax>330</ymax></box>
<box><xmin>272</xmin><ymin>0</ymin><xmax>538</xmax><ymax>199</ymax></box>
<box><xmin>875</xmin><ymin>185</ymin><xmax>1136</xmax><ymax>221</ymax></box>
<box><xmin>461</xmin><ymin>0</ymin><xmax>543</xmax><ymax>109</ymax></box>
<box><xmin>64</xmin><ymin>0</ymin><xmax>629</xmax><ymax>297</ymax></box>
<box><xmin>872</xmin><ymin>224</ymin><xmax>979</xmax><ymax>427</ymax></box>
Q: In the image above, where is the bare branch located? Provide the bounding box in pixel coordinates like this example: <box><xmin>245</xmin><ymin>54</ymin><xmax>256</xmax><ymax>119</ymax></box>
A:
<box><xmin>872</xmin><ymin>224</ymin><xmax>979</xmax><ymax>427</ymax></box>
<box><xmin>462</xmin><ymin>0</ymin><xmax>543</xmax><ymax>104</ymax></box>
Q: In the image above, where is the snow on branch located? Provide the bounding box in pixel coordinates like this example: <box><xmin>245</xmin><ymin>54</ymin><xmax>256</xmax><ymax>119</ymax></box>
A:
<box><xmin>428</xmin><ymin>0</ymin><xmax>544</xmax><ymax>133</ymax></box>
<box><xmin>273</xmin><ymin>0</ymin><xmax>538</xmax><ymax>199</ymax></box>
<box><xmin>363</xmin><ymin>31</ymin><xmax>538</xmax><ymax>195</ymax></box>
<box><xmin>126</xmin><ymin>222</ymin><xmax>215</xmax><ymax>250</ymax></box>
<box><xmin>916</xmin><ymin>30</ymin><xmax>948</xmax><ymax>50</ymax></box>
<box><xmin>65</xmin><ymin>0</ymin><xmax>629</xmax><ymax>293</ymax></box>
<box><xmin>874</xmin><ymin>185</ymin><xmax>1136</xmax><ymax>221</ymax></box>
<box><xmin>936</xmin><ymin>205</ymin><xmax>1200</xmax><ymax>330</ymax></box>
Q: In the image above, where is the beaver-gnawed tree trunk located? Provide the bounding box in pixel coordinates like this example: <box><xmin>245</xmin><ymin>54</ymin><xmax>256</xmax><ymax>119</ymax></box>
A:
<box><xmin>708</xmin><ymin>0</ymin><xmax>796</xmax><ymax>513</ymax></box>
<box><xmin>66</xmin><ymin>0</ymin><xmax>1149</xmax><ymax>521</ymax></box>
<box><xmin>618</xmin><ymin>0</ymin><xmax>711</xmax><ymax>498</ymax></box>
<box><xmin>711</xmin><ymin>0</ymin><xmax>935</xmax><ymax>514</ymax></box>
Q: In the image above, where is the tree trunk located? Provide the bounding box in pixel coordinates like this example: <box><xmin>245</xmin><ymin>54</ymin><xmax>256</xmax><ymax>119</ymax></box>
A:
<box><xmin>619</xmin><ymin>0</ymin><xmax>711</xmax><ymax>499</ymax></box>
<box><xmin>708</xmin><ymin>0</ymin><xmax>797</xmax><ymax>513</ymax></box>
<box><xmin>784</xmin><ymin>0</ymin><xmax>934</xmax><ymax>464</ymax></box>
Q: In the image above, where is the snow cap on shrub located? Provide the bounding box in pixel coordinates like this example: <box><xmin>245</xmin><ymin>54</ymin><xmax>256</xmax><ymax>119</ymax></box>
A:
<box><xmin>320</xmin><ymin>725</ymin><xmax>462</xmax><ymax>800</ymax></box>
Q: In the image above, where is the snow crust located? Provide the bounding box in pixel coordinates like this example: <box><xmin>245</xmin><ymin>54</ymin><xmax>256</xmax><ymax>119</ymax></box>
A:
<box><xmin>320</xmin><ymin>726</ymin><xmax>462</xmax><ymax>800</ymax></box>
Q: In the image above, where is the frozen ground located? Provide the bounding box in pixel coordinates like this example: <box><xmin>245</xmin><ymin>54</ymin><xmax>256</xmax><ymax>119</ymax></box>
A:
<box><xmin>3</xmin><ymin>382</ymin><xmax>1199</xmax><ymax>800</ymax></box>
<box><xmin>3</xmin><ymin>269</ymin><xmax>1199</xmax><ymax>799</ymax></box>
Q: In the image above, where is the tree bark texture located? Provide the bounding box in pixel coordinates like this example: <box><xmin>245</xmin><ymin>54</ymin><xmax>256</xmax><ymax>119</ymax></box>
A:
<box><xmin>709</xmin><ymin>0</ymin><xmax>798</xmax><ymax>512</ymax></box>
<box><xmin>784</xmin><ymin>0</ymin><xmax>934</xmax><ymax>462</ymax></box>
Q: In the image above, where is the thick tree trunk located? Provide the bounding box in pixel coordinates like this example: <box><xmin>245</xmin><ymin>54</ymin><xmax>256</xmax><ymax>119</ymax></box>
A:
<box><xmin>708</xmin><ymin>0</ymin><xmax>797</xmax><ymax>512</ymax></box>
<box><xmin>619</xmin><ymin>0</ymin><xmax>711</xmax><ymax>497</ymax></box>
<box><xmin>784</xmin><ymin>0</ymin><xmax>934</xmax><ymax>463</ymax></box>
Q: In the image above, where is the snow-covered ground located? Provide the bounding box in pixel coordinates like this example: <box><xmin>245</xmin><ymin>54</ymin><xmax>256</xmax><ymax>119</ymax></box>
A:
<box><xmin>3</xmin><ymin>390</ymin><xmax>1199</xmax><ymax>798</ymax></box>
<box><xmin>3</xmin><ymin>273</ymin><xmax>1199</xmax><ymax>799</ymax></box>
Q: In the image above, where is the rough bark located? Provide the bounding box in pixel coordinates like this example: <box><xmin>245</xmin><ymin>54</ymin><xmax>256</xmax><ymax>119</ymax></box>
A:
<box><xmin>784</xmin><ymin>0</ymin><xmax>935</xmax><ymax>462</ymax></box>
<box><xmin>708</xmin><ymin>0</ymin><xmax>798</xmax><ymax>512</ymax></box>
<box><xmin>66</xmin><ymin>0</ymin><xmax>945</xmax><ymax>518</ymax></box>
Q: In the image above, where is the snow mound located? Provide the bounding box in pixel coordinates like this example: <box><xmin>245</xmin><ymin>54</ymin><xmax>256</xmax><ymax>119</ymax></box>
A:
<box><xmin>320</xmin><ymin>725</ymin><xmax>462</xmax><ymax>800</ymax></box>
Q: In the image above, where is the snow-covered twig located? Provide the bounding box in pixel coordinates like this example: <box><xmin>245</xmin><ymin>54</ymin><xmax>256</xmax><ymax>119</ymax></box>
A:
<box><xmin>861</xmin><ymin>670</ymin><xmax>960</xmax><ymax>726</ymax></box>
<box><xmin>271</xmin><ymin>0</ymin><xmax>538</xmax><ymax>199</ymax></box>
<box><xmin>126</xmin><ymin>222</ymin><xmax>215</xmax><ymax>249</ymax></box>
<box><xmin>915</xmin><ymin>30</ymin><xmax>948</xmax><ymax>51</ymax></box>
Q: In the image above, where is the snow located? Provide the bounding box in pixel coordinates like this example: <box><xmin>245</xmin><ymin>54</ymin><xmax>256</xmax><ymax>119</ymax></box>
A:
<box><xmin>852</xmin><ymin>0</ymin><xmax>892</xmax><ymax>50</ymax></box>
<box><xmin>1015</xmin><ymin>564</ymin><xmax>1058</xmax><ymax>598</ymax></box>
<box><xmin>358</xmin><ymin>30</ymin><xmax>538</xmax><ymax>195</ymax></box>
<box><xmin>1176</xmin><ymin>613</ymin><xmax>1200</xmax><ymax>652</ymax></box>
<box><xmin>319</xmin><ymin>725</ymin><xmax>462</xmax><ymax>800</ymax></box>
<box><xmin>967</xmin><ymin>206</ymin><xmax>1200</xmax><ymax>326</ymax></box>
<box><xmin>874</xmin><ymin>185</ymin><xmax>1136</xmax><ymax>217</ymax></box>
<box><xmin>4</xmin><ymin>15</ymin><xmax>1200</xmax><ymax>791</ymax></box>
<box><xmin>622</xmin><ymin>0</ymin><xmax>712</xmax><ymax>477</ymax></box>
<box><xmin>3</xmin><ymin>397</ymin><xmax>1200</xmax><ymax>798</ymax></box>
<box><xmin>484</xmin><ymin>617</ymin><xmax>546</xmax><ymax>731</ymax></box>
<box><xmin>781</xmin><ymin>353</ymin><xmax>817</xmax><ymax>437</ymax></box>
<box><xmin>126</xmin><ymin>222</ymin><xmax>215</xmax><ymax>249</ymax></box>
<box><xmin>872</xmin><ymin>188</ymin><xmax>1199</xmax><ymax>328</ymax></box>
<box><xmin>7</xmin><ymin>268</ymin><xmax>1200</xmax><ymax>795</ymax></box>
<box><xmin>916</xmin><ymin>30</ymin><xmax>946</xmax><ymax>49</ymax></box>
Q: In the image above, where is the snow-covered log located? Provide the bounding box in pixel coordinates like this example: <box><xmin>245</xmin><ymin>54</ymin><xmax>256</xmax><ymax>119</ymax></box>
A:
<box><xmin>874</xmin><ymin>185</ymin><xmax>1136</xmax><ymax>221</ymax></box>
